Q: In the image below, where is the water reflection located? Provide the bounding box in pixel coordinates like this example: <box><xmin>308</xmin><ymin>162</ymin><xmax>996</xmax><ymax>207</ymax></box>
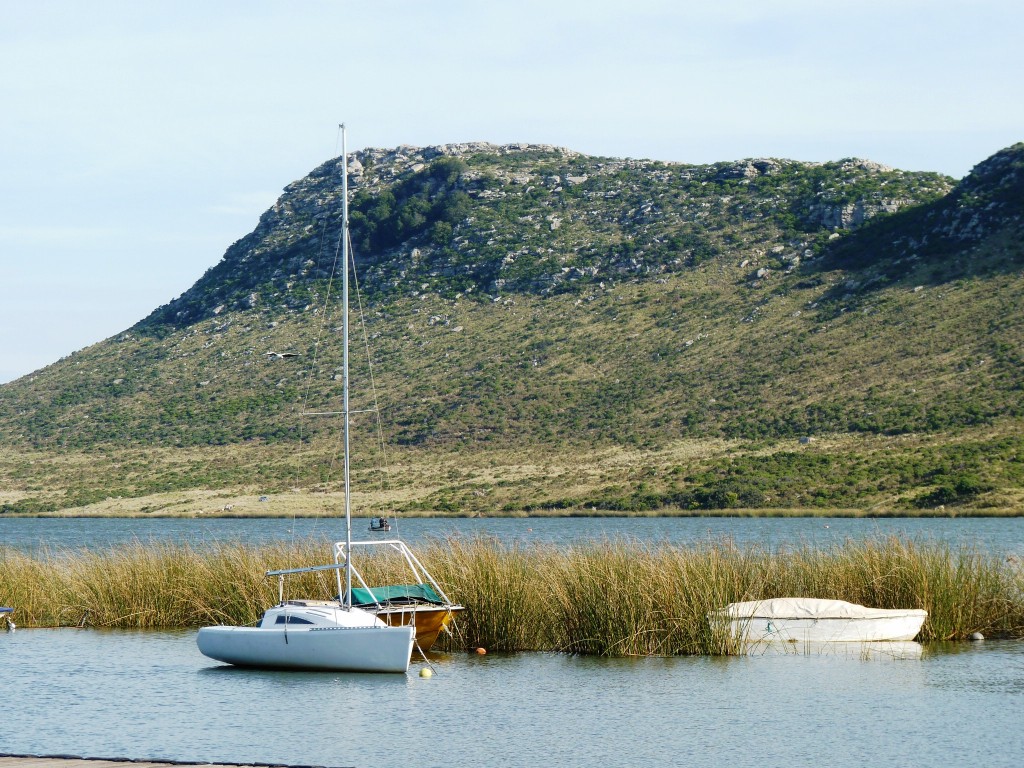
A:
<box><xmin>923</xmin><ymin>639</ymin><xmax>1024</xmax><ymax>696</ymax></box>
<box><xmin>744</xmin><ymin>639</ymin><xmax>925</xmax><ymax>660</ymax></box>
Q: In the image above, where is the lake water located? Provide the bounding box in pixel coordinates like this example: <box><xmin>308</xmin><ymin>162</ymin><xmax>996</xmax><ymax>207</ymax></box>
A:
<box><xmin>2</xmin><ymin>515</ymin><xmax>1023</xmax><ymax>554</ymax></box>
<box><xmin>3</xmin><ymin>517</ymin><xmax>1023</xmax><ymax>766</ymax></box>
<box><xmin>2</xmin><ymin>628</ymin><xmax>1022</xmax><ymax>768</ymax></box>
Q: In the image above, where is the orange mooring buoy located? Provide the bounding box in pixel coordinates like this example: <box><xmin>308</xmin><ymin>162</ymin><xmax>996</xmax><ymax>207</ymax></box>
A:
<box><xmin>475</xmin><ymin>646</ymin><xmax>487</xmax><ymax>655</ymax></box>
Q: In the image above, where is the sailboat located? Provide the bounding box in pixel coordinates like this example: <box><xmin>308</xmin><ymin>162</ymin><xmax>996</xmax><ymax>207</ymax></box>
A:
<box><xmin>196</xmin><ymin>125</ymin><xmax>416</xmax><ymax>673</ymax></box>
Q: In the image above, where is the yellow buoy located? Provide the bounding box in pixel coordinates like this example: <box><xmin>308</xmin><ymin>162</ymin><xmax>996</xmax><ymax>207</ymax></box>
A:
<box><xmin>419</xmin><ymin>667</ymin><xmax>433</xmax><ymax>678</ymax></box>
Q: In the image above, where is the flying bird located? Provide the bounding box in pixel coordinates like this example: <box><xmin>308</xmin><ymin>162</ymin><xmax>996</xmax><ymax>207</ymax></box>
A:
<box><xmin>265</xmin><ymin>351</ymin><xmax>299</xmax><ymax>359</ymax></box>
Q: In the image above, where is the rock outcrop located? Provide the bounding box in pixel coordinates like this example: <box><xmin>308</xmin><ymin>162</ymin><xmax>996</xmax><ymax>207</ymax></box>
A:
<box><xmin>140</xmin><ymin>143</ymin><xmax>960</xmax><ymax>328</ymax></box>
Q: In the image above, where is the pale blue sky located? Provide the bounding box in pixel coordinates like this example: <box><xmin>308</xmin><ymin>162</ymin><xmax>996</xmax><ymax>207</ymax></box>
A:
<box><xmin>1</xmin><ymin>0</ymin><xmax>1021</xmax><ymax>383</ymax></box>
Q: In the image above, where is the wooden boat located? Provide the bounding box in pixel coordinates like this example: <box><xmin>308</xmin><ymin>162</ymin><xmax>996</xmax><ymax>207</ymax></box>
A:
<box><xmin>713</xmin><ymin>598</ymin><xmax>927</xmax><ymax>643</ymax></box>
<box><xmin>339</xmin><ymin>539</ymin><xmax>465</xmax><ymax>652</ymax></box>
<box><xmin>196</xmin><ymin>125</ymin><xmax>415</xmax><ymax>673</ymax></box>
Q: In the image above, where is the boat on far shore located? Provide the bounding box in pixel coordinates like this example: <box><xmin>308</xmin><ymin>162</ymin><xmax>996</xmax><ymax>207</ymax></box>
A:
<box><xmin>713</xmin><ymin>597</ymin><xmax>927</xmax><ymax>644</ymax></box>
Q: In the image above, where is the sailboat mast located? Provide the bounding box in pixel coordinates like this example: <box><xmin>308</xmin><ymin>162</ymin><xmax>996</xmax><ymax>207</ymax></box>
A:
<box><xmin>341</xmin><ymin>123</ymin><xmax>353</xmax><ymax>610</ymax></box>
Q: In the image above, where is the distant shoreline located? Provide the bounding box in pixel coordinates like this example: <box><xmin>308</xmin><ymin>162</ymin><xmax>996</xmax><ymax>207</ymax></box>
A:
<box><xmin>5</xmin><ymin>507</ymin><xmax>1022</xmax><ymax>519</ymax></box>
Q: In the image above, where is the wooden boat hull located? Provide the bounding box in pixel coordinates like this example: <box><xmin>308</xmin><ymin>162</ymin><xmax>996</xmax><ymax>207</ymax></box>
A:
<box><xmin>197</xmin><ymin>624</ymin><xmax>414</xmax><ymax>673</ymax></box>
<box><xmin>375</xmin><ymin>605</ymin><xmax>465</xmax><ymax>651</ymax></box>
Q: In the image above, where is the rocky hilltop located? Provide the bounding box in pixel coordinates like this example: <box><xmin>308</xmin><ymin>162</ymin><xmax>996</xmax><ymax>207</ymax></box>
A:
<box><xmin>140</xmin><ymin>143</ymin><xmax>954</xmax><ymax>328</ymax></box>
<box><xmin>824</xmin><ymin>144</ymin><xmax>1024</xmax><ymax>270</ymax></box>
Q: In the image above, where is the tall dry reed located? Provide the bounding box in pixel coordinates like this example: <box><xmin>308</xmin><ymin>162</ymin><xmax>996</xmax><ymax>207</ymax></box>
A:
<box><xmin>2</xmin><ymin>536</ymin><xmax>1022</xmax><ymax>654</ymax></box>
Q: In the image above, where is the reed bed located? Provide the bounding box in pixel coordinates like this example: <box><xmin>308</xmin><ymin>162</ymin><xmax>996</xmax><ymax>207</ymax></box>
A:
<box><xmin>2</xmin><ymin>536</ymin><xmax>1022</xmax><ymax>655</ymax></box>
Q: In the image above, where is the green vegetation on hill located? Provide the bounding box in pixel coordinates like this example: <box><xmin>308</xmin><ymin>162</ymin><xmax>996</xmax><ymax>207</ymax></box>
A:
<box><xmin>0</xmin><ymin>142</ymin><xmax>1022</xmax><ymax>516</ymax></box>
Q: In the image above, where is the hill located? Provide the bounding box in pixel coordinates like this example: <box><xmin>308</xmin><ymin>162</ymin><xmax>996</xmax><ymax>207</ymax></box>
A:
<box><xmin>1</xmin><ymin>142</ymin><xmax>1022</xmax><ymax>517</ymax></box>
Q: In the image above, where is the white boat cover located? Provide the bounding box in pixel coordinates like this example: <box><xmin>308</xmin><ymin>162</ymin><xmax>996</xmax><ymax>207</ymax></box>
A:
<box><xmin>721</xmin><ymin>597</ymin><xmax>926</xmax><ymax>620</ymax></box>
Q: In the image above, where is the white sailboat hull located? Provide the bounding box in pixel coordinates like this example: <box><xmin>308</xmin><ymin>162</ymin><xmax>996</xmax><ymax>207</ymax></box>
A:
<box><xmin>197</xmin><ymin>624</ymin><xmax>415</xmax><ymax>673</ymax></box>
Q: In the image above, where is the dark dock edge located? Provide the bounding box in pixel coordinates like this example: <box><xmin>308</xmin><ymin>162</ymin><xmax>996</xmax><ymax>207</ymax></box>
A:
<box><xmin>0</xmin><ymin>755</ymin><xmax>344</xmax><ymax>768</ymax></box>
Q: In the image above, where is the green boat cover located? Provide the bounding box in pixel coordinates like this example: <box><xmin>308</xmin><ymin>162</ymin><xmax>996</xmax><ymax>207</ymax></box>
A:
<box><xmin>349</xmin><ymin>583</ymin><xmax>444</xmax><ymax>607</ymax></box>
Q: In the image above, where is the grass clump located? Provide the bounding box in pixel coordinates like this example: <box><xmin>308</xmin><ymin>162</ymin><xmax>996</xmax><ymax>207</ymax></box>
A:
<box><xmin>2</xmin><ymin>536</ymin><xmax>1022</xmax><ymax>654</ymax></box>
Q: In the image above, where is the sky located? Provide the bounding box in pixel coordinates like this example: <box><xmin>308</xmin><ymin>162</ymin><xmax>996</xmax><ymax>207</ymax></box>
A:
<box><xmin>1</xmin><ymin>0</ymin><xmax>1022</xmax><ymax>384</ymax></box>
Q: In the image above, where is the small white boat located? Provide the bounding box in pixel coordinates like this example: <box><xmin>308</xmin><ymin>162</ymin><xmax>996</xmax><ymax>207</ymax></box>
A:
<box><xmin>713</xmin><ymin>598</ymin><xmax>927</xmax><ymax>643</ymax></box>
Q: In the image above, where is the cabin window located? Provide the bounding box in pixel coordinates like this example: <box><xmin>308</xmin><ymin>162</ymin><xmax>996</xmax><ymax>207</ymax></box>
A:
<box><xmin>275</xmin><ymin>615</ymin><xmax>314</xmax><ymax>625</ymax></box>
